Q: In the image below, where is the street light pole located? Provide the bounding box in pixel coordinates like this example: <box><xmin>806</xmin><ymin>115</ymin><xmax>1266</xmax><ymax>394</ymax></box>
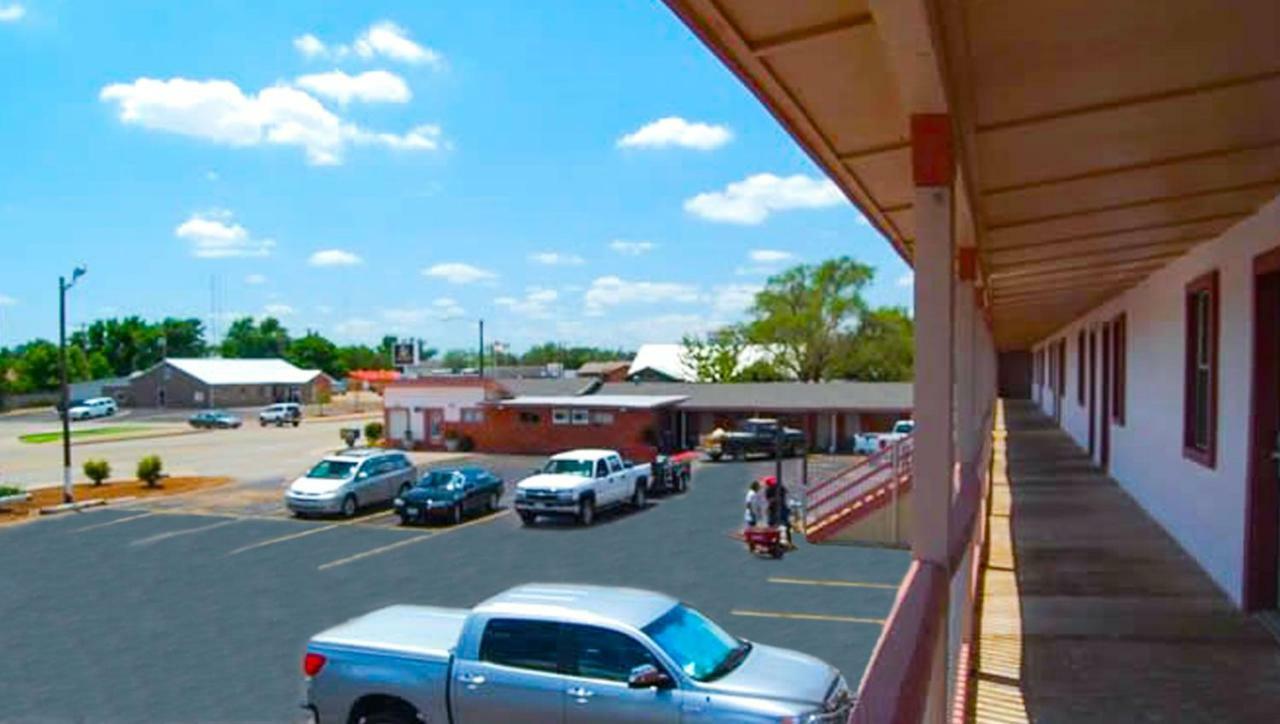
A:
<box><xmin>57</xmin><ymin>266</ymin><xmax>86</xmax><ymax>504</ymax></box>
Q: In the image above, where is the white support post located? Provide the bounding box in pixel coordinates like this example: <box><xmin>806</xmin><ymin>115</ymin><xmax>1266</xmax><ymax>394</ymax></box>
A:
<box><xmin>956</xmin><ymin>252</ymin><xmax>977</xmax><ymax>487</ymax></box>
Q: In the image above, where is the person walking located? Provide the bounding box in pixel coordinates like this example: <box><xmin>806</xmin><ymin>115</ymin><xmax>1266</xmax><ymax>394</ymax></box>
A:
<box><xmin>744</xmin><ymin>480</ymin><xmax>766</xmax><ymax>530</ymax></box>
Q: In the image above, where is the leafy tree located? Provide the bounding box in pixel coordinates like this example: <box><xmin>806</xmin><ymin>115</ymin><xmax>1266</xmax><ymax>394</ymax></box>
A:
<box><xmin>836</xmin><ymin>306</ymin><xmax>914</xmax><ymax>382</ymax></box>
<box><xmin>746</xmin><ymin>257</ymin><xmax>874</xmax><ymax>382</ymax></box>
<box><xmin>520</xmin><ymin>342</ymin><xmax>632</xmax><ymax>369</ymax></box>
<box><xmin>681</xmin><ymin>328</ymin><xmax>747</xmax><ymax>383</ymax></box>
<box><xmin>337</xmin><ymin>344</ymin><xmax>391</xmax><ymax>373</ymax></box>
<box><xmin>737</xmin><ymin>359</ymin><xmax>788</xmax><ymax>382</ymax></box>
<box><xmin>287</xmin><ymin>332</ymin><xmax>345</xmax><ymax>378</ymax></box>
<box><xmin>364</xmin><ymin>421</ymin><xmax>384</xmax><ymax>444</ymax></box>
<box><xmin>440</xmin><ymin>349</ymin><xmax>477</xmax><ymax>371</ymax></box>
<box><xmin>220</xmin><ymin>317</ymin><xmax>290</xmax><ymax>358</ymax></box>
<box><xmin>14</xmin><ymin>340</ymin><xmax>63</xmax><ymax>391</ymax></box>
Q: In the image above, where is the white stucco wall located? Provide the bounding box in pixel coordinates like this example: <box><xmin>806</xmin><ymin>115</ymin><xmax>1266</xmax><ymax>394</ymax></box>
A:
<box><xmin>1029</xmin><ymin>194</ymin><xmax>1280</xmax><ymax>605</ymax></box>
<box><xmin>383</xmin><ymin>385</ymin><xmax>486</xmax><ymax>423</ymax></box>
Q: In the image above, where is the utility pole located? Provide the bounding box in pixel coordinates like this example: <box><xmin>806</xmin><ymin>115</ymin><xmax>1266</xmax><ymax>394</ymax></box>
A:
<box><xmin>58</xmin><ymin>265</ymin><xmax>87</xmax><ymax>504</ymax></box>
<box><xmin>478</xmin><ymin>319</ymin><xmax>485</xmax><ymax>379</ymax></box>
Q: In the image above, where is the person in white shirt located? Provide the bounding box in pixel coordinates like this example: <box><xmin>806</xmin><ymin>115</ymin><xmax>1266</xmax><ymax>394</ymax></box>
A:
<box><xmin>744</xmin><ymin>480</ymin><xmax>766</xmax><ymax>530</ymax></box>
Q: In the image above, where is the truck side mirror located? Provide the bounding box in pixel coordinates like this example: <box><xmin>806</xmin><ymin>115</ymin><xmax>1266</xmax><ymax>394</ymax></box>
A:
<box><xmin>627</xmin><ymin>664</ymin><xmax>672</xmax><ymax>689</ymax></box>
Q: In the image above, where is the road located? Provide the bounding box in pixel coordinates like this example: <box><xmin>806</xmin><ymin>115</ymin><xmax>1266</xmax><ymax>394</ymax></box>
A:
<box><xmin>0</xmin><ymin>408</ymin><xmax>384</xmax><ymax>490</ymax></box>
<box><xmin>0</xmin><ymin>456</ymin><xmax>909</xmax><ymax>722</ymax></box>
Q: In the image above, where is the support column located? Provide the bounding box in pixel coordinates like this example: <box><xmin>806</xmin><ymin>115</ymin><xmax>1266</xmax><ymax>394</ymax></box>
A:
<box><xmin>911</xmin><ymin>113</ymin><xmax>954</xmax><ymax>724</ymax></box>
<box><xmin>956</xmin><ymin>248</ymin><xmax>977</xmax><ymax>487</ymax></box>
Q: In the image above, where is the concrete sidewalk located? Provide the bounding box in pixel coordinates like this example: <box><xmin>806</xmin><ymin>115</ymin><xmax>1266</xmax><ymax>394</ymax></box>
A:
<box><xmin>969</xmin><ymin>400</ymin><xmax>1280</xmax><ymax>723</ymax></box>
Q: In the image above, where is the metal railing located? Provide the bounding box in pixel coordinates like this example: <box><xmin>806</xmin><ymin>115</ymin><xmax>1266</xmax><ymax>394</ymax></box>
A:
<box><xmin>804</xmin><ymin>436</ymin><xmax>913</xmax><ymax>542</ymax></box>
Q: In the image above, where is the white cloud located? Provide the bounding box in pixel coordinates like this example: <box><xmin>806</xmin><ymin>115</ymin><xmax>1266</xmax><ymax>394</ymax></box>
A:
<box><xmin>316</xmin><ymin>305</ymin><xmax>334</xmax><ymax>315</ymax></box>
<box><xmin>99</xmin><ymin>77</ymin><xmax>443</xmax><ymax>165</ymax></box>
<box><xmin>423</xmin><ymin>262</ymin><xmax>496</xmax><ymax>285</ymax></box>
<box><xmin>0</xmin><ymin>4</ymin><xmax>23</xmax><ymax>22</ymax></box>
<box><xmin>334</xmin><ymin>317</ymin><xmax>378</xmax><ymax>339</ymax></box>
<box><xmin>609</xmin><ymin>239</ymin><xmax>655</xmax><ymax>256</ymax></box>
<box><xmin>528</xmin><ymin>251</ymin><xmax>584</xmax><ymax>266</ymax></box>
<box><xmin>244</xmin><ymin>273</ymin><xmax>267</xmax><ymax>285</ymax></box>
<box><xmin>295</xmin><ymin>69</ymin><xmax>410</xmax><ymax>105</ymax></box>
<box><xmin>382</xmin><ymin>299</ymin><xmax>465</xmax><ymax>327</ymax></box>
<box><xmin>684</xmin><ymin>173</ymin><xmax>845</xmax><ymax>224</ymax></box>
<box><xmin>897</xmin><ymin>271</ymin><xmax>915</xmax><ymax>287</ymax></box>
<box><xmin>175</xmin><ymin>210</ymin><xmax>275</xmax><ymax>259</ymax></box>
<box><xmin>263</xmin><ymin>303</ymin><xmax>295</xmax><ymax>317</ymax></box>
<box><xmin>709</xmin><ymin>283</ymin><xmax>760</xmax><ymax>316</ymax></box>
<box><xmin>617</xmin><ymin>117</ymin><xmax>731</xmax><ymax>151</ymax></box>
<box><xmin>584</xmin><ymin>276</ymin><xmax>699</xmax><ymax>316</ymax></box>
<box><xmin>295</xmin><ymin>21</ymin><xmax>443</xmax><ymax>68</ymax></box>
<box><xmin>308</xmin><ymin>249</ymin><xmax>363</xmax><ymax>267</ymax></box>
<box><xmin>205</xmin><ymin>170</ymin><xmax>219</xmax><ymax>181</ymax></box>
<box><xmin>618</xmin><ymin>314</ymin><xmax>722</xmax><ymax>343</ymax></box>
<box><xmin>293</xmin><ymin>34</ymin><xmax>326</xmax><ymax>58</ymax></box>
<box><xmin>749</xmin><ymin>249</ymin><xmax>794</xmax><ymax>263</ymax></box>
<box><xmin>495</xmin><ymin>287</ymin><xmax>558</xmax><ymax>319</ymax></box>
<box><xmin>0</xmin><ymin>293</ymin><xmax>16</xmax><ymax>306</ymax></box>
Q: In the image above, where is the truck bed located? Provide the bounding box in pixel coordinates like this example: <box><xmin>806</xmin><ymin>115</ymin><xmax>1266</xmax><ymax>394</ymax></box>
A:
<box><xmin>311</xmin><ymin>605</ymin><xmax>468</xmax><ymax>660</ymax></box>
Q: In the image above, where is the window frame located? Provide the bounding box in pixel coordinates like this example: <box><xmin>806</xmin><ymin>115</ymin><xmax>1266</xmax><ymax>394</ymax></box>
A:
<box><xmin>477</xmin><ymin>618</ymin><xmax>563</xmax><ymax>674</ymax></box>
<box><xmin>460</xmin><ymin>407</ymin><xmax>484</xmax><ymax>424</ymax></box>
<box><xmin>561</xmin><ymin>623</ymin><xmax>666</xmax><ymax>684</ymax></box>
<box><xmin>571</xmin><ymin>409</ymin><xmax>590</xmax><ymax>426</ymax></box>
<box><xmin>1111</xmin><ymin>313</ymin><xmax>1126</xmax><ymax>426</ymax></box>
<box><xmin>1182</xmin><ymin>271</ymin><xmax>1218</xmax><ymax>468</ymax></box>
<box><xmin>1077</xmin><ymin>330</ymin><xmax>1086</xmax><ymax>406</ymax></box>
<box><xmin>551</xmin><ymin>409</ymin><xmax>571</xmax><ymax>425</ymax></box>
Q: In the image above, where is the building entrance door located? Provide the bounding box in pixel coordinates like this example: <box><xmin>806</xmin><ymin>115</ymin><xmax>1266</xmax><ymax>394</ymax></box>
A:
<box><xmin>427</xmin><ymin>409</ymin><xmax>444</xmax><ymax>445</ymax></box>
<box><xmin>1246</xmin><ymin>248</ymin><xmax>1280</xmax><ymax>612</ymax></box>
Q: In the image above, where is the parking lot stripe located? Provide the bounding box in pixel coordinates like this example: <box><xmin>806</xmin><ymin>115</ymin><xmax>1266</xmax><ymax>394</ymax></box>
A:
<box><xmin>730</xmin><ymin>609</ymin><xmax>885</xmax><ymax>625</ymax></box>
<box><xmin>768</xmin><ymin>576</ymin><xmax>899</xmax><ymax>590</ymax></box>
<box><xmin>71</xmin><ymin>512</ymin><xmax>153</xmax><ymax>533</ymax></box>
<box><xmin>427</xmin><ymin>509</ymin><xmax>511</xmax><ymax>536</ymax></box>
<box><xmin>226</xmin><ymin>523</ymin><xmax>342</xmax><ymax>556</ymax></box>
<box><xmin>129</xmin><ymin>519</ymin><xmax>241</xmax><ymax>546</ymax></box>
<box><xmin>317</xmin><ymin>534</ymin><xmax>434</xmax><ymax>571</ymax></box>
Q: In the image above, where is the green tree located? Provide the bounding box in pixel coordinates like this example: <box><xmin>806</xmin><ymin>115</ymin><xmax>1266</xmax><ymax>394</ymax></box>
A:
<box><xmin>158</xmin><ymin>317</ymin><xmax>207</xmax><ymax>358</ymax></box>
<box><xmin>287</xmin><ymin>332</ymin><xmax>345</xmax><ymax>378</ymax></box>
<box><xmin>520</xmin><ymin>342</ymin><xmax>633</xmax><ymax>369</ymax></box>
<box><xmin>680</xmin><ymin>328</ymin><xmax>747</xmax><ymax>383</ymax></box>
<box><xmin>440</xmin><ymin>349</ymin><xmax>477</xmax><ymax>371</ymax></box>
<box><xmin>220</xmin><ymin>317</ymin><xmax>290</xmax><ymax>358</ymax></box>
<box><xmin>337</xmin><ymin>344</ymin><xmax>390</xmax><ymax>373</ymax></box>
<box><xmin>746</xmin><ymin>257</ymin><xmax>874</xmax><ymax>381</ymax></box>
<box><xmin>14</xmin><ymin>340</ymin><xmax>62</xmax><ymax>391</ymax></box>
<box><xmin>836</xmin><ymin>306</ymin><xmax>914</xmax><ymax>381</ymax></box>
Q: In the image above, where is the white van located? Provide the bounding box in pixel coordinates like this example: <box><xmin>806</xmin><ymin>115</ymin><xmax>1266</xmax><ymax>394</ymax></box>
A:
<box><xmin>68</xmin><ymin>397</ymin><xmax>117</xmax><ymax>421</ymax></box>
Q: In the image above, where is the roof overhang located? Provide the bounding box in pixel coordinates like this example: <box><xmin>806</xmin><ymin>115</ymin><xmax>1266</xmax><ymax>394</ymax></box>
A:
<box><xmin>663</xmin><ymin>0</ymin><xmax>1280</xmax><ymax>349</ymax></box>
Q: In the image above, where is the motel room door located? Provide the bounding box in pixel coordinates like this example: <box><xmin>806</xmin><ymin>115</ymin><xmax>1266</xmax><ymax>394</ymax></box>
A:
<box><xmin>1100</xmin><ymin>322</ymin><xmax>1111</xmax><ymax>471</ymax></box>
<box><xmin>1247</xmin><ymin>248</ymin><xmax>1280</xmax><ymax>612</ymax></box>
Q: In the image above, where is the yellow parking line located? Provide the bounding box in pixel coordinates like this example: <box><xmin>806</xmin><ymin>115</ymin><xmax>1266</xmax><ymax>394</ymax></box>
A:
<box><xmin>227</xmin><ymin>523</ymin><xmax>342</xmax><ymax>556</ymax></box>
<box><xmin>768</xmin><ymin>576</ymin><xmax>899</xmax><ymax>590</ymax></box>
<box><xmin>730</xmin><ymin>609</ymin><xmax>885</xmax><ymax>625</ymax></box>
<box><xmin>71</xmin><ymin>512</ymin><xmax>153</xmax><ymax>533</ymax></box>
<box><xmin>343</xmin><ymin>509</ymin><xmax>397</xmax><ymax>525</ymax></box>
<box><xmin>431</xmin><ymin>509</ymin><xmax>511</xmax><ymax>536</ymax></box>
<box><xmin>317</xmin><ymin>534</ymin><xmax>434</xmax><ymax>571</ymax></box>
<box><xmin>129</xmin><ymin>518</ymin><xmax>241</xmax><ymax>546</ymax></box>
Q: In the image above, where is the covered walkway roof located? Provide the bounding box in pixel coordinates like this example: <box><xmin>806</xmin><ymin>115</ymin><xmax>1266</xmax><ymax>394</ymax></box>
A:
<box><xmin>663</xmin><ymin>0</ymin><xmax>1280</xmax><ymax>349</ymax></box>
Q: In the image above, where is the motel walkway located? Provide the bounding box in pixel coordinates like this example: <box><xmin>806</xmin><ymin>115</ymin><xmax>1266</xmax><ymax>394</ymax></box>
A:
<box><xmin>968</xmin><ymin>400</ymin><xmax>1280</xmax><ymax>723</ymax></box>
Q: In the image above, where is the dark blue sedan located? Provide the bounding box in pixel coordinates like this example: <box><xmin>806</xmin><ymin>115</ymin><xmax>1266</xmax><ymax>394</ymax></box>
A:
<box><xmin>188</xmin><ymin>409</ymin><xmax>243</xmax><ymax>429</ymax></box>
<box><xmin>394</xmin><ymin>467</ymin><xmax>504</xmax><ymax>526</ymax></box>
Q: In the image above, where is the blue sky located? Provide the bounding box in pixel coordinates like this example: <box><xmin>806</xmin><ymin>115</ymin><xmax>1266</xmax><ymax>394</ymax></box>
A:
<box><xmin>0</xmin><ymin>0</ymin><xmax>911</xmax><ymax>352</ymax></box>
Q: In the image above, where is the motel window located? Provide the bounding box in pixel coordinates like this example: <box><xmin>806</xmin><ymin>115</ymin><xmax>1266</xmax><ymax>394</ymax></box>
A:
<box><xmin>590</xmin><ymin>411</ymin><xmax>615</xmax><ymax>425</ymax></box>
<box><xmin>1112</xmin><ymin>314</ymin><xmax>1126</xmax><ymax>426</ymax></box>
<box><xmin>519</xmin><ymin>411</ymin><xmax>541</xmax><ymax>424</ymax></box>
<box><xmin>461</xmin><ymin>408</ymin><xmax>484</xmax><ymax>423</ymax></box>
<box><xmin>1183</xmin><ymin>271</ymin><xmax>1218</xmax><ymax>468</ymax></box>
<box><xmin>552</xmin><ymin>409</ymin><xmax>571</xmax><ymax>425</ymax></box>
<box><xmin>571</xmin><ymin>409</ymin><xmax>590</xmax><ymax>426</ymax></box>
<box><xmin>1077</xmin><ymin>331</ymin><xmax>1086</xmax><ymax>406</ymax></box>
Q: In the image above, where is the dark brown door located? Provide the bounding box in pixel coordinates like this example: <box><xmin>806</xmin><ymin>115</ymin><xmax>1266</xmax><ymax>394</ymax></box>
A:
<box><xmin>1100</xmin><ymin>322</ymin><xmax>1112</xmax><ymax>470</ymax></box>
<box><xmin>1088</xmin><ymin>330</ymin><xmax>1096</xmax><ymax>458</ymax></box>
<box><xmin>1246</xmin><ymin>250</ymin><xmax>1280</xmax><ymax>611</ymax></box>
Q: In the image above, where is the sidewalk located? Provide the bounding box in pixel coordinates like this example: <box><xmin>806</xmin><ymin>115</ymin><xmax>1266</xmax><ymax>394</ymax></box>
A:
<box><xmin>969</xmin><ymin>400</ymin><xmax>1280</xmax><ymax>723</ymax></box>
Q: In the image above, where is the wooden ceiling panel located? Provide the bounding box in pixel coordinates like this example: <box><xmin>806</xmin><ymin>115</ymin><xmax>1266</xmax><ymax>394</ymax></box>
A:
<box><xmin>716</xmin><ymin>0</ymin><xmax>869</xmax><ymax>45</ymax></box>
<box><xmin>964</xmin><ymin>0</ymin><xmax>1280</xmax><ymax>127</ymax></box>
<box><xmin>984</xmin><ymin>185</ymin><xmax>1275</xmax><ymax>250</ymax></box>
<box><xmin>843</xmin><ymin>146</ymin><xmax>912</xmax><ymax>210</ymax></box>
<box><xmin>984</xmin><ymin>219</ymin><xmax>1231</xmax><ymax>266</ymax></box>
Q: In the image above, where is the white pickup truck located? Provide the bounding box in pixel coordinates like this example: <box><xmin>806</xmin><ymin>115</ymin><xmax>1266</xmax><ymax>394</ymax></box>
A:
<box><xmin>852</xmin><ymin>419</ymin><xmax>914</xmax><ymax>455</ymax></box>
<box><xmin>515</xmin><ymin>449</ymin><xmax>650</xmax><ymax>526</ymax></box>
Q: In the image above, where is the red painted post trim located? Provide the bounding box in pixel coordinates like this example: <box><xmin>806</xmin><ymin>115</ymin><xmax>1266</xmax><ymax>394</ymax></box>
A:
<box><xmin>1243</xmin><ymin>246</ymin><xmax>1280</xmax><ymax>610</ymax></box>
<box><xmin>1182</xmin><ymin>270</ymin><xmax>1219</xmax><ymax>468</ymax></box>
<box><xmin>910</xmin><ymin>114</ymin><xmax>953</xmax><ymax>187</ymax></box>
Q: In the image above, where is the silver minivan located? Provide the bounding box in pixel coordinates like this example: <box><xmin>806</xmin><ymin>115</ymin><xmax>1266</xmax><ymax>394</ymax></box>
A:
<box><xmin>285</xmin><ymin>449</ymin><xmax>416</xmax><ymax>518</ymax></box>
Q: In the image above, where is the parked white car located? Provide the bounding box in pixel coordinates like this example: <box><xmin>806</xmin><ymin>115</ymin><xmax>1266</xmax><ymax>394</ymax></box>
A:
<box><xmin>852</xmin><ymin>419</ymin><xmax>914</xmax><ymax>455</ymax></box>
<box><xmin>67</xmin><ymin>397</ymin><xmax>117</xmax><ymax>421</ymax></box>
<box><xmin>259</xmin><ymin>402</ymin><xmax>302</xmax><ymax>427</ymax></box>
<box><xmin>514</xmin><ymin>449</ymin><xmax>650</xmax><ymax>526</ymax></box>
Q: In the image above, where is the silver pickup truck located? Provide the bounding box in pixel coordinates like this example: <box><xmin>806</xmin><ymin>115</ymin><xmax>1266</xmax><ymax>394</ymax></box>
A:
<box><xmin>301</xmin><ymin>583</ymin><xmax>851</xmax><ymax>723</ymax></box>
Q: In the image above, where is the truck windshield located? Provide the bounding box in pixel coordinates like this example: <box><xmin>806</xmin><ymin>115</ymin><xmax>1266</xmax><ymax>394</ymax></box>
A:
<box><xmin>642</xmin><ymin>604</ymin><xmax>747</xmax><ymax>682</ymax></box>
<box><xmin>892</xmin><ymin>421</ymin><xmax>914</xmax><ymax>434</ymax></box>
<box><xmin>542</xmin><ymin>459</ymin><xmax>594</xmax><ymax>477</ymax></box>
<box><xmin>307</xmin><ymin>460</ymin><xmax>356</xmax><ymax>479</ymax></box>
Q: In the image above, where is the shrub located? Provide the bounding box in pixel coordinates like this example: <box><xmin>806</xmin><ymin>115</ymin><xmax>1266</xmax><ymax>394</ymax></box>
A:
<box><xmin>458</xmin><ymin>434</ymin><xmax>475</xmax><ymax>452</ymax></box>
<box><xmin>0</xmin><ymin>485</ymin><xmax>22</xmax><ymax>498</ymax></box>
<box><xmin>364</xmin><ymin>421</ymin><xmax>384</xmax><ymax>444</ymax></box>
<box><xmin>137</xmin><ymin>455</ymin><xmax>164</xmax><ymax>488</ymax></box>
<box><xmin>83</xmin><ymin>459</ymin><xmax>111</xmax><ymax>486</ymax></box>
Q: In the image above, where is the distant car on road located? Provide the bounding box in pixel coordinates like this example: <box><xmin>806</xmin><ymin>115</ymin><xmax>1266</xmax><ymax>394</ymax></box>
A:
<box><xmin>703</xmin><ymin>417</ymin><xmax>805</xmax><ymax>461</ymax></box>
<box><xmin>284</xmin><ymin>449</ymin><xmax>416</xmax><ymax>518</ymax></box>
<box><xmin>852</xmin><ymin>419</ymin><xmax>914</xmax><ymax>455</ymax></box>
<box><xmin>259</xmin><ymin>402</ymin><xmax>302</xmax><ymax>427</ymax></box>
<box><xmin>188</xmin><ymin>409</ymin><xmax>242</xmax><ymax>429</ymax></box>
<box><xmin>394</xmin><ymin>467</ymin><xmax>504</xmax><ymax>526</ymax></box>
<box><xmin>301</xmin><ymin>583</ymin><xmax>851</xmax><ymax>724</ymax></box>
<box><xmin>514</xmin><ymin>449</ymin><xmax>650</xmax><ymax>526</ymax></box>
<box><xmin>67</xmin><ymin>397</ymin><xmax>117</xmax><ymax>421</ymax></box>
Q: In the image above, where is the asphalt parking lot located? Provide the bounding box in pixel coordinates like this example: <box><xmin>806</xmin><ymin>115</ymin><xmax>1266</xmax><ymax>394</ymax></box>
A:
<box><xmin>0</xmin><ymin>456</ymin><xmax>910</xmax><ymax>722</ymax></box>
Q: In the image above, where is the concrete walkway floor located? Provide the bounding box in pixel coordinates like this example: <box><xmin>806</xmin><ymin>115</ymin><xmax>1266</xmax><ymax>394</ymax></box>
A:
<box><xmin>969</xmin><ymin>400</ymin><xmax>1280</xmax><ymax>723</ymax></box>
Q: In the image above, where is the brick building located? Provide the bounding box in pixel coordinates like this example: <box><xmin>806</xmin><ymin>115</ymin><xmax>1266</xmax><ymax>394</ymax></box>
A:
<box><xmin>107</xmin><ymin>358</ymin><xmax>330</xmax><ymax>408</ymax></box>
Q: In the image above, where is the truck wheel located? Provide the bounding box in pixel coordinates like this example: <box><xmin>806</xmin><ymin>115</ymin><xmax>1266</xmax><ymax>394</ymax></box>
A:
<box><xmin>518</xmin><ymin>511</ymin><xmax>536</xmax><ymax>526</ymax></box>
<box><xmin>340</xmin><ymin>494</ymin><xmax>357</xmax><ymax>519</ymax></box>
<box><xmin>292</xmin><ymin>420</ymin><xmax>300</xmax><ymax>428</ymax></box>
<box><xmin>631</xmin><ymin>482</ymin><xmax>646</xmax><ymax>510</ymax></box>
<box><xmin>578</xmin><ymin>498</ymin><xmax>595</xmax><ymax>526</ymax></box>
<box><xmin>487</xmin><ymin>492</ymin><xmax>500</xmax><ymax>512</ymax></box>
<box><xmin>259</xmin><ymin>420</ymin><xmax>267</xmax><ymax>427</ymax></box>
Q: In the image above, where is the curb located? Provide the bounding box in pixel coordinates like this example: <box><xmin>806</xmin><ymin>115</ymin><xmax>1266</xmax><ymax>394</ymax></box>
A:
<box><xmin>37</xmin><ymin>495</ymin><xmax>139</xmax><ymax>516</ymax></box>
<box><xmin>72</xmin><ymin>428</ymin><xmax>207</xmax><ymax>447</ymax></box>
